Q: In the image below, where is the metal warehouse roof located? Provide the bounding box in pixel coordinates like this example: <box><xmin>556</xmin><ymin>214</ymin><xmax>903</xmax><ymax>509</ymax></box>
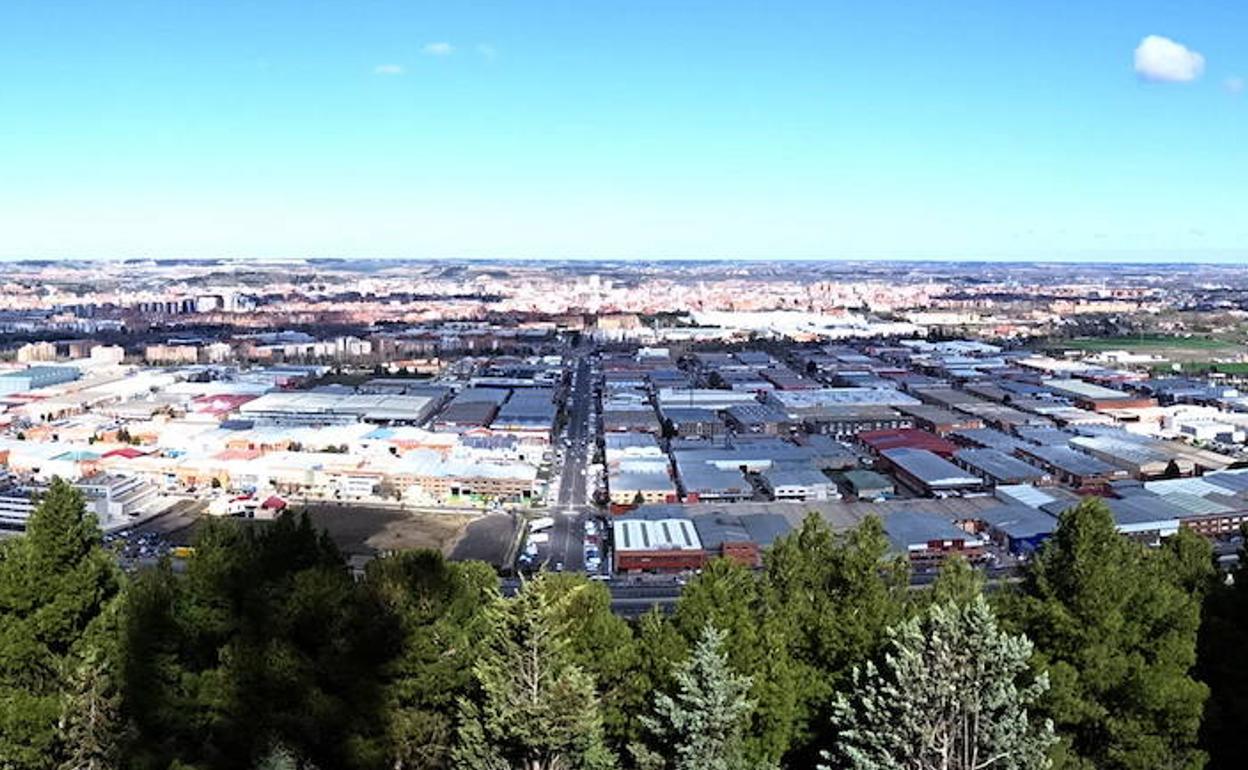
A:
<box><xmin>1070</xmin><ymin>435</ymin><xmax>1170</xmax><ymax>465</ymax></box>
<box><xmin>841</xmin><ymin>469</ymin><xmax>895</xmax><ymax>492</ymax></box>
<box><xmin>974</xmin><ymin>503</ymin><xmax>1058</xmax><ymax>539</ymax></box>
<box><xmin>1156</xmin><ymin>492</ymin><xmax>1233</xmax><ymax>517</ymax></box>
<box><xmin>692</xmin><ymin>512</ymin><xmax>792</xmax><ymax>550</ymax></box>
<box><xmin>1104</xmin><ymin>495</ymin><xmax>1183</xmax><ymax>527</ymax></box>
<box><xmin>674</xmin><ymin>459</ymin><xmax>748</xmax><ymax>495</ymax></box>
<box><xmin>951</xmin><ymin>428</ymin><xmax>1027</xmax><ymax>454</ymax></box>
<box><xmin>1018</xmin><ymin>445</ymin><xmax>1118</xmax><ymax>477</ymax></box>
<box><xmin>1144</xmin><ymin>476</ymin><xmax>1235</xmax><ymax>498</ymax></box>
<box><xmin>613</xmin><ymin>517</ymin><xmax>702</xmax><ymax>552</ymax></box>
<box><xmin>882</xmin><ymin>448</ymin><xmax>982</xmax><ymax>488</ymax></box>
<box><xmin>884</xmin><ymin>511</ymin><xmax>985</xmax><ymax>550</ymax></box>
<box><xmin>1205</xmin><ymin>469</ymin><xmax>1248</xmax><ymax>494</ymax></box>
<box><xmin>955</xmin><ymin>448</ymin><xmax>1049</xmax><ymax>483</ymax></box>
<box><xmin>1042</xmin><ymin>379</ymin><xmax>1133</xmax><ymax>400</ymax></box>
<box><xmin>762</xmin><ymin>462</ymin><xmax>832</xmax><ymax>488</ymax></box>
<box><xmin>995</xmin><ymin>483</ymin><xmax>1080</xmax><ymax>511</ymax></box>
<box><xmin>1014</xmin><ymin>426</ymin><xmax>1074</xmax><ymax>446</ymax></box>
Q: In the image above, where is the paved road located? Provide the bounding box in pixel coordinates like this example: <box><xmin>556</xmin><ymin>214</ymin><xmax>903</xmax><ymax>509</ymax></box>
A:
<box><xmin>542</xmin><ymin>348</ymin><xmax>596</xmax><ymax>572</ymax></box>
<box><xmin>557</xmin><ymin>353</ymin><xmax>592</xmax><ymax>509</ymax></box>
<box><xmin>501</xmin><ymin>578</ymin><xmax>681</xmax><ymax>617</ymax></box>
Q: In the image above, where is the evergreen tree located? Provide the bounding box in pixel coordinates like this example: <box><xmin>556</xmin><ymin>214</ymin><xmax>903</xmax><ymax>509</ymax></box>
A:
<box><xmin>926</xmin><ymin>554</ymin><xmax>985</xmax><ymax>609</ymax></box>
<box><xmin>532</xmin><ymin>574</ymin><xmax>640</xmax><ymax>754</ymax></box>
<box><xmin>824</xmin><ymin>597</ymin><xmax>1054</xmax><ymax>770</ymax></box>
<box><xmin>120</xmin><ymin>513</ymin><xmax>394</xmax><ymax>770</ymax></box>
<box><xmin>1196</xmin><ymin>530</ymin><xmax>1248</xmax><ymax>770</ymax></box>
<box><xmin>672</xmin><ymin>558</ymin><xmax>800</xmax><ymax>768</ymax></box>
<box><xmin>57</xmin><ymin>648</ymin><xmax>125</xmax><ymax>770</ymax></box>
<box><xmin>452</xmin><ymin>575</ymin><xmax>616</xmax><ymax>770</ymax></box>
<box><xmin>0</xmin><ymin>478</ymin><xmax>121</xmax><ymax>769</ymax></box>
<box><xmin>363</xmin><ymin>550</ymin><xmax>497</xmax><ymax>770</ymax></box>
<box><xmin>639</xmin><ymin>624</ymin><xmax>756</xmax><ymax>770</ymax></box>
<box><xmin>1002</xmin><ymin>498</ymin><xmax>1209</xmax><ymax>770</ymax></box>
<box><xmin>761</xmin><ymin>515</ymin><xmax>908</xmax><ymax>762</ymax></box>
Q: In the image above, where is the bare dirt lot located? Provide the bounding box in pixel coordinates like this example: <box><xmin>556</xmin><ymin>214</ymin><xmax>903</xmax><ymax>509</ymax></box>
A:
<box><xmin>152</xmin><ymin>504</ymin><xmax>490</xmax><ymax>560</ymax></box>
<box><xmin>298</xmin><ymin>505</ymin><xmax>478</xmax><ymax>556</ymax></box>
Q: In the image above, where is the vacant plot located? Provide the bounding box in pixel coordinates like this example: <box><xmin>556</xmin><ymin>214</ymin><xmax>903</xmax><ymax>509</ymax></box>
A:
<box><xmin>158</xmin><ymin>504</ymin><xmax>478</xmax><ymax>558</ymax></box>
<box><xmin>296</xmin><ymin>504</ymin><xmax>477</xmax><ymax>556</ymax></box>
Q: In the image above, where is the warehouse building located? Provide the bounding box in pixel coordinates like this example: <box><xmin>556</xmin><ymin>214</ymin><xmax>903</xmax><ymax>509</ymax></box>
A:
<box><xmin>757</xmin><ymin>463</ymin><xmax>838</xmax><ymax>501</ymax></box>
<box><xmin>884</xmin><ymin>511</ymin><xmax>988</xmax><ymax>567</ymax></box>
<box><xmin>801</xmin><ymin>405</ymin><xmax>912</xmax><ymax>438</ymax></box>
<box><xmin>0</xmin><ymin>365</ymin><xmax>81</xmax><ymax>395</ymax></box>
<box><xmin>239</xmin><ymin>392</ymin><xmax>442</xmax><ymax>426</ymax></box>
<box><xmin>661</xmin><ymin>407</ymin><xmax>728</xmax><ymax>438</ymax></box>
<box><xmin>860</xmin><ymin>428</ymin><xmax>959</xmax><ymax>458</ymax></box>
<box><xmin>897</xmin><ymin>404</ymin><xmax>984</xmax><ymax>434</ymax></box>
<box><xmin>692</xmin><ymin>512</ymin><xmax>792</xmax><ymax>566</ymax></box>
<box><xmin>963</xmin><ymin>503</ymin><xmax>1057</xmax><ymax>556</ymax></box>
<box><xmin>674</xmin><ymin>459</ymin><xmax>751</xmax><ymax>502</ymax></box>
<box><xmin>613</xmin><ymin>516</ymin><xmax>705</xmax><ymax>573</ymax></box>
<box><xmin>724</xmin><ymin>402</ymin><xmax>795</xmax><ymax>435</ymax></box>
<box><xmin>879</xmin><ymin>448</ymin><xmax>984</xmax><ymax>496</ymax></box>
<box><xmin>491</xmin><ymin>388</ymin><xmax>557</xmax><ymax>435</ymax></box>
<box><xmin>1015</xmin><ymin>444</ymin><xmax>1128</xmax><ymax>489</ymax></box>
<box><xmin>608</xmin><ymin>470</ymin><xmax>679</xmax><ymax>506</ymax></box>
<box><xmin>1041</xmin><ymin>379</ymin><xmax>1157</xmax><ymax>411</ymax></box>
<box><xmin>839</xmin><ymin>469</ymin><xmax>896</xmax><ymax>501</ymax></box>
<box><xmin>954</xmin><ymin>448</ymin><xmax>1052</xmax><ymax>487</ymax></box>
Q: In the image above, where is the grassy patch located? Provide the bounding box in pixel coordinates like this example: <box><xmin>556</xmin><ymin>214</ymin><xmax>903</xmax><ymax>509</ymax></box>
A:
<box><xmin>1056</xmin><ymin>335</ymin><xmax>1232</xmax><ymax>351</ymax></box>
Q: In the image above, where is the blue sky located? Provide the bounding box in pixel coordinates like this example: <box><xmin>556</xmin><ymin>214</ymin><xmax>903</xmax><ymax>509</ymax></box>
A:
<box><xmin>1</xmin><ymin>0</ymin><xmax>1245</xmax><ymax>261</ymax></box>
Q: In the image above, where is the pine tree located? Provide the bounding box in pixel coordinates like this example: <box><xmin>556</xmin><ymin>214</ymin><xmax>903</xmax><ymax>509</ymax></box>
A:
<box><xmin>1002</xmin><ymin>498</ymin><xmax>1209</xmax><ymax>770</ymax></box>
<box><xmin>0</xmin><ymin>478</ymin><xmax>121</xmax><ymax>769</ymax></box>
<box><xmin>672</xmin><ymin>558</ymin><xmax>801</xmax><ymax>767</ymax></box>
<box><xmin>57</xmin><ymin>649</ymin><xmax>125</xmax><ymax>770</ymax></box>
<box><xmin>640</xmin><ymin>624</ymin><xmax>756</xmax><ymax>770</ymax></box>
<box><xmin>364</xmin><ymin>550</ymin><xmax>497</xmax><ymax>770</ymax></box>
<box><xmin>452</xmin><ymin>575</ymin><xmax>616</xmax><ymax>770</ymax></box>
<box><xmin>761</xmin><ymin>514</ymin><xmax>908</xmax><ymax>763</ymax></box>
<box><xmin>532</xmin><ymin>574</ymin><xmax>639</xmax><ymax>755</ymax></box>
<box><xmin>823</xmin><ymin>596</ymin><xmax>1054</xmax><ymax>770</ymax></box>
<box><xmin>1198</xmin><ymin>532</ymin><xmax>1248</xmax><ymax>770</ymax></box>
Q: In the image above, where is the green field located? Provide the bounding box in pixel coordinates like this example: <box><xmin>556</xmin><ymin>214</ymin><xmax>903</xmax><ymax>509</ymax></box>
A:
<box><xmin>1050</xmin><ymin>334</ymin><xmax>1245</xmax><ymax>363</ymax></box>
<box><xmin>1057</xmin><ymin>335</ymin><xmax>1234</xmax><ymax>351</ymax></box>
<box><xmin>1151</xmin><ymin>361</ymin><xmax>1248</xmax><ymax>376</ymax></box>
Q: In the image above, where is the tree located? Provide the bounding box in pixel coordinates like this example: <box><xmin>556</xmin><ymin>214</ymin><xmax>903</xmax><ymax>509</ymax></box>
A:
<box><xmin>824</xmin><ymin>596</ymin><xmax>1054</xmax><ymax>770</ymax></box>
<box><xmin>761</xmin><ymin>515</ymin><xmax>908</xmax><ymax>763</ymax></box>
<box><xmin>363</xmin><ymin>550</ymin><xmax>497</xmax><ymax>770</ymax></box>
<box><xmin>639</xmin><ymin>624</ymin><xmax>756</xmax><ymax>770</ymax></box>
<box><xmin>58</xmin><ymin>648</ymin><xmax>126</xmax><ymax>770</ymax></box>
<box><xmin>1196</xmin><ymin>529</ymin><xmax>1248</xmax><ymax>770</ymax></box>
<box><xmin>0</xmin><ymin>478</ymin><xmax>122</xmax><ymax>769</ymax></box>
<box><xmin>926</xmin><ymin>554</ymin><xmax>985</xmax><ymax>609</ymax></box>
<box><xmin>452</xmin><ymin>575</ymin><xmax>616</xmax><ymax>770</ymax></box>
<box><xmin>672</xmin><ymin>558</ymin><xmax>800</xmax><ymax>767</ymax></box>
<box><xmin>120</xmin><ymin>513</ymin><xmax>394</xmax><ymax>770</ymax></box>
<box><xmin>532</xmin><ymin>574</ymin><xmax>640</xmax><ymax>755</ymax></box>
<box><xmin>1001</xmin><ymin>498</ymin><xmax>1209</xmax><ymax>770</ymax></box>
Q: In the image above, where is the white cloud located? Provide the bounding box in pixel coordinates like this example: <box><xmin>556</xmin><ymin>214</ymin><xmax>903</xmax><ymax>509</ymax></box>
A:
<box><xmin>373</xmin><ymin>64</ymin><xmax>404</xmax><ymax>76</ymax></box>
<box><xmin>1133</xmin><ymin>35</ymin><xmax>1205</xmax><ymax>83</ymax></box>
<box><xmin>1226</xmin><ymin>76</ymin><xmax>1246</xmax><ymax>94</ymax></box>
<box><xmin>422</xmin><ymin>42</ymin><xmax>454</xmax><ymax>56</ymax></box>
<box><xmin>476</xmin><ymin>43</ymin><xmax>498</xmax><ymax>60</ymax></box>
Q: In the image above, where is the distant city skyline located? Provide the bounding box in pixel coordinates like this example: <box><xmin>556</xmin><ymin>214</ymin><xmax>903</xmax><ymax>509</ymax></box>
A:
<box><xmin>2</xmin><ymin>1</ymin><xmax>1245</xmax><ymax>262</ymax></box>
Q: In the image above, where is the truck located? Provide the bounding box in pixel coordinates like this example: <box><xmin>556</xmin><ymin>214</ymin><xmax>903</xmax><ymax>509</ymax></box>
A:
<box><xmin>528</xmin><ymin>516</ymin><xmax>556</xmax><ymax>533</ymax></box>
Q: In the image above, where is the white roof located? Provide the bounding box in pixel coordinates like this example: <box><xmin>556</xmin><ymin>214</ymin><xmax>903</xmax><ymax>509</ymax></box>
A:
<box><xmin>613</xmin><ymin>518</ymin><xmax>702</xmax><ymax>552</ymax></box>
